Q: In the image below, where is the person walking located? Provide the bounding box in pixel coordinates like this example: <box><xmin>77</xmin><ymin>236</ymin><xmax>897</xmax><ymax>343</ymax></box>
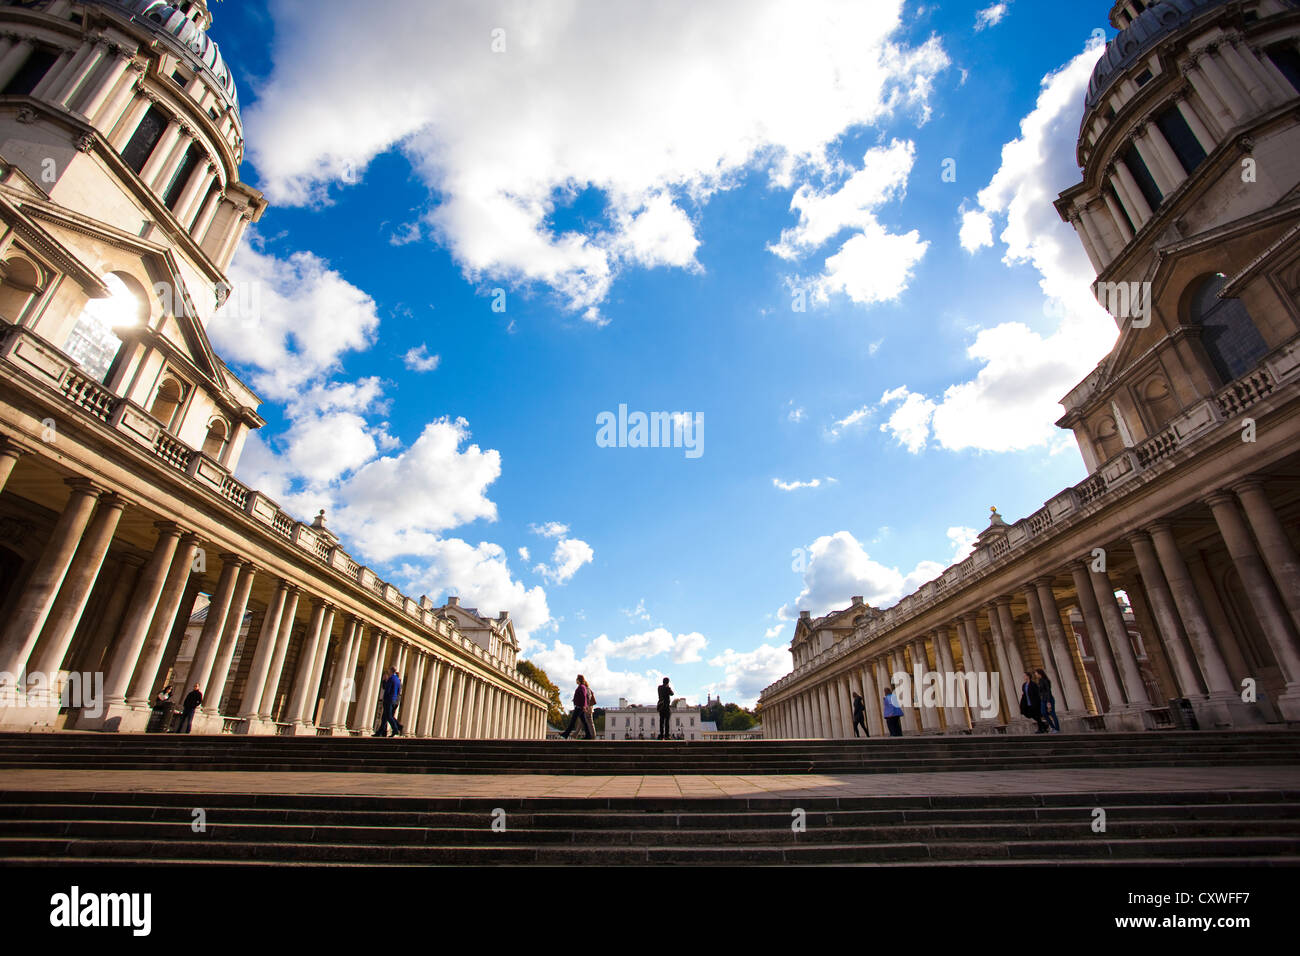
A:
<box><xmin>375</xmin><ymin>665</ymin><xmax>403</xmax><ymax>737</ymax></box>
<box><xmin>560</xmin><ymin>675</ymin><xmax>596</xmax><ymax>739</ymax></box>
<box><xmin>175</xmin><ymin>683</ymin><xmax>202</xmax><ymax>734</ymax></box>
<box><xmin>148</xmin><ymin>684</ymin><xmax>174</xmax><ymax>733</ymax></box>
<box><xmin>656</xmin><ymin>677</ymin><xmax>674</xmax><ymax>740</ymax></box>
<box><xmin>882</xmin><ymin>685</ymin><xmax>904</xmax><ymax>737</ymax></box>
<box><xmin>851</xmin><ymin>692</ymin><xmax>869</xmax><ymax>737</ymax></box>
<box><xmin>1035</xmin><ymin>667</ymin><xmax>1061</xmax><ymax>733</ymax></box>
<box><xmin>1019</xmin><ymin>671</ymin><xmax>1047</xmax><ymax>733</ymax></box>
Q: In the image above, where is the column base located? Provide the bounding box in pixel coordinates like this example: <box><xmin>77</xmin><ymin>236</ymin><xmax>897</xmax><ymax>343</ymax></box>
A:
<box><xmin>1189</xmin><ymin>694</ymin><xmax>1265</xmax><ymax>730</ymax></box>
<box><xmin>232</xmin><ymin>717</ymin><xmax>280</xmax><ymax>736</ymax></box>
<box><xmin>283</xmin><ymin>720</ymin><xmax>319</xmax><ymax>736</ymax></box>
<box><xmin>78</xmin><ymin>700</ymin><xmax>152</xmax><ymax>733</ymax></box>
<box><xmin>1100</xmin><ymin>705</ymin><xmax>1147</xmax><ymax>732</ymax></box>
<box><xmin>1271</xmin><ymin>686</ymin><xmax>1300</xmax><ymax>723</ymax></box>
<box><xmin>0</xmin><ymin>701</ymin><xmax>63</xmax><ymax>731</ymax></box>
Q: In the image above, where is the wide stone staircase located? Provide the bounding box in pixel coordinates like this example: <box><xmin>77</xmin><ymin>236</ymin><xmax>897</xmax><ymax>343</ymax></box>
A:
<box><xmin>0</xmin><ymin>731</ymin><xmax>1297</xmax><ymax>865</ymax></box>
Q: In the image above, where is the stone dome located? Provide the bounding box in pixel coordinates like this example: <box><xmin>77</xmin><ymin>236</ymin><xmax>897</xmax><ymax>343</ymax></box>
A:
<box><xmin>90</xmin><ymin>0</ymin><xmax>237</xmax><ymax>111</ymax></box>
<box><xmin>1085</xmin><ymin>0</ymin><xmax>1234</xmax><ymax>112</ymax></box>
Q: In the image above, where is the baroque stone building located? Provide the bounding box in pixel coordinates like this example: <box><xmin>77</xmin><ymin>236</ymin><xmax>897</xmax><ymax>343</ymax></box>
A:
<box><xmin>761</xmin><ymin>0</ymin><xmax>1300</xmax><ymax>737</ymax></box>
<box><xmin>0</xmin><ymin>0</ymin><xmax>549</xmax><ymax>736</ymax></box>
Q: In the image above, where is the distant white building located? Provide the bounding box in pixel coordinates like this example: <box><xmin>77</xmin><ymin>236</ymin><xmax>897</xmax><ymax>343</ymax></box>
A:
<box><xmin>603</xmin><ymin>697</ymin><xmax>704</xmax><ymax>740</ymax></box>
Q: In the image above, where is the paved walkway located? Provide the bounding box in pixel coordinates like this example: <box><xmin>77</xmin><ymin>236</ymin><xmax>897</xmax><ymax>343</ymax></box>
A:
<box><xmin>3</xmin><ymin>765</ymin><xmax>1299</xmax><ymax>799</ymax></box>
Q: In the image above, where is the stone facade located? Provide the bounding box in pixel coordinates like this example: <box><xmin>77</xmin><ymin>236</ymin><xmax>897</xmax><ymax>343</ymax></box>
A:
<box><xmin>0</xmin><ymin>0</ymin><xmax>549</xmax><ymax>738</ymax></box>
<box><xmin>760</xmin><ymin>0</ymin><xmax>1300</xmax><ymax>738</ymax></box>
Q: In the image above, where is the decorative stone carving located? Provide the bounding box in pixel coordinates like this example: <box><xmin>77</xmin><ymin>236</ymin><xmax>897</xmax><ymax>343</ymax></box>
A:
<box><xmin>75</xmin><ymin>134</ymin><xmax>95</xmax><ymax>153</ymax></box>
<box><xmin>15</xmin><ymin>106</ymin><xmax>36</xmax><ymax>124</ymax></box>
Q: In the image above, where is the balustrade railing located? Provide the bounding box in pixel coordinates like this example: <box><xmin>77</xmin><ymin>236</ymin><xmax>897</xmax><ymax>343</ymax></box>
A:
<box><xmin>59</xmin><ymin>369</ymin><xmax>117</xmax><ymax>422</ymax></box>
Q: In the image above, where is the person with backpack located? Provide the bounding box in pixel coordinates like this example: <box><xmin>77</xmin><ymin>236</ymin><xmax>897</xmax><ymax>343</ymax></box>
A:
<box><xmin>882</xmin><ymin>685</ymin><xmax>904</xmax><ymax>737</ymax></box>
<box><xmin>560</xmin><ymin>675</ymin><xmax>596</xmax><ymax>739</ymax></box>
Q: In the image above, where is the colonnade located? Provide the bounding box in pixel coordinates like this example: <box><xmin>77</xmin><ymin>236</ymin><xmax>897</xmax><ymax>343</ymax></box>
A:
<box><xmin>0</xmin><ymin>442</ymin><xmax>548</xmax><ymax>738</ymax></box>
<box><xmin>764</xmin><ymin>476</ymin><xmax>1300</xmax><ymax>736</ymax></box>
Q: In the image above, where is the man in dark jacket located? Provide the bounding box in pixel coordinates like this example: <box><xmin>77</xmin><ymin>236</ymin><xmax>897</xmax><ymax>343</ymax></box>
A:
<box><xmin>375</xmin><ymin>666</ymin><xmax>403</xmax><ymax>737</ymax></box>
<box><xmin>1020</xmin><ymin>672</ymin><xmax>1047</xmax><ymax>733</ymax></box>
<box><xmin>656</xmin><ymin>677</ymin><xmax>674</xmax><ymax>739</ymax></box>
<box><xmin>175</xmin><ymin>683</ymin><xmax>202</xmax><ymax>734</ymax></box>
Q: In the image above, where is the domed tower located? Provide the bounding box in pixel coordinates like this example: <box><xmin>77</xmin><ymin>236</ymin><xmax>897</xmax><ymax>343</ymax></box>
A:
<box><xmin>1054</xmin><ymin>0</ymin><xmax>1300</xmax><ymax>473</ymax></box>
<box><xmin>0</xmin><ymin>0</ymin><xmax>266</xmax><ymax>468</ymax></box>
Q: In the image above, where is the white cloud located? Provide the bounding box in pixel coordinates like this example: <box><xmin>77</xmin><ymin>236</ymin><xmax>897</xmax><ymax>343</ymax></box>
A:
<box><xmin>525</xmin><ymin>637</ymin><xmax>686</xmax><ymax>707</ymax></box>
<box><xmin>704</xmin><ymin>645</ymin><xmax>791</xmax><ymax>708</ymax></box>
<box><xmin>518</xmin><ymin>546</ymin><xmax>530</xmax><ymax>562</ymax></box>
<box><xmin>403</xmin><ymin>344</ymin><xmax>441</xmax><ymax>372</ymax></box>
<box><xmin>530</xmin><ymin>521</ymin><xmax>571</xmax><ymax>539</ymax></box>
<box><xmin>947</xmin><ymin>525</ymin><xmax>979</xmax><ymax>562</ymax></box>
<box><xmin>958</xmin><ymin>207</ymin><xmax>994</xmax><ymax>252</ymax></box>
<box><xmin>533</xmin><ymin>536</ymin><xmax>595</xmax><ymax>584</ymax></box>
<box><xmin>974</xmin><ymin>2</ymin><xmax>1010</xmax><ymax>31</ymax></box>
<box><xmin>398</xmin><ymin>538</ymin><xmax>551</xmax><ymax>642</ymax></box>
<box><xmin>589</xmin><ymin>627</ymin><xmax>708</xmax><ymax>664</ymax></box>
<box><xmin>772</xmin><ymin>477</ymin><xmax>828</xmax><ymax>491</ymax></box>
<box><xmin>621</xmin><ymin>599</ymin><xmax>652</xmax><ymax>623</ymax></box>
<box><xmin>827</xmin><ymin>404</ymin><xmax>874</xmax><ymax>438</ymax></box>
<box><xmin>246</xmin><ymin>1</ymin><xmax>948</xmax><ymax>319</ymax></box>
<box><xmin>780</xmin><ymin>530</ymin><xmax>945</xmax><ymax>618</ymax></box>
<box><xmin>764</xmin><ymin>623</ymin><xmax>786</xmax><ymax>639</ymax></box>
<box><xmin>787</xmin><ymin>404</ymin><xmax>806</xmax><ymax>423</ymax></box>
<box><xmin>212</xmin><ymin>237</ymin><xmax>381</xmax><ymax>402</ymax></box>
<box><xmin>883</xmin><ymin>39</ymin><xmax>1118</xmax><ymax>454</ymax></box>
<box><xmin>773</xmin><ymin>140</ymin><xmax>931</xmax><ymax>308</ymax></box>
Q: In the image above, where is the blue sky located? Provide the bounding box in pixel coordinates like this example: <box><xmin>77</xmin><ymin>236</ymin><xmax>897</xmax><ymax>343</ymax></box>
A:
<box><xmin>205</xmin><ymin>0</ymin><xmax>1124</xmax><ymax>707</ymax></box>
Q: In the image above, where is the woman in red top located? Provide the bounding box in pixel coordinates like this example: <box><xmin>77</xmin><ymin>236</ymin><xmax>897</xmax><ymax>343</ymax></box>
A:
<box><xmin>560</xmin><ymin>675</ymin><xmax>597</xmax><ymax>739</ymax></box>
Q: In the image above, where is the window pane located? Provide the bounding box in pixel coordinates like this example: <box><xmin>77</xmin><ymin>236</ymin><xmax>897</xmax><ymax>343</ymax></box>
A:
<box><xmin>121</xmin><ymin>106</ymin><xmax>169</xmax><ymax>174</ymax></box>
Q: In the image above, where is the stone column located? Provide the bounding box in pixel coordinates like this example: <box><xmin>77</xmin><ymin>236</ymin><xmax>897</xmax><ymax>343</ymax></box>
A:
<box><xmin>417</xmin><ymin>660</ymin><xmax>440</xmax><ymax>737</ymax></box>
<box><xmin>809</xmin><ymin>684</ymin><xmax>826</xmax><ymax>738</ymax></box>
<box><xmin>0</xmin><ymin>478</ymin><xmax>100</xmax><ymax>680</ymax></box>
<box><xmin>1126</xmin><ymin>531</ymin><xmax>1203</xmax><ymax>698</ymax></box>
<box><xmin>1173</xmin><ymin>88</ymin><xmax>1216</xmax><ymax>154</ymax></box>
<box><xmin>449</xmin><ymin>669</ymin><xmax>468</xmax><ymax>737</ymax></box>
<box><xmin>1111</xmin><ymin>160</ymin><xmax>1153</xmax><ymax>228</ymax></box>
<box><xmin>88</xmin><ymin>59</ymin><xmax>143</xmax><ymax>129</ymax></box>
<box><xmin>71</xmin><ymin>553</ymin><xmax>142</xmax><ymax>676</ymax></box>
<box><xmin>984</xmin><ymin>605</ymin><xmax>1020</xmax><ymax>718</ymax></box>
<box><xmin>1089</xmin><ymin>566</ymin><xmax>1150</xmax><ymax>708</ymax></box>
<box><xmin>29</xmin><ymin>48</ymin><xmax>74</xmax><ymax>100</ymax></box>
<box><xmin>305</xmin><ymin>605</ymin><xmax>336</xmax><ymax>727</ymax></box>
<box><xmin>1205</xmin><ymin>491</ymin><xmax>1300</xmax><ymax>720</ymax></box>
<box><xmin>995</xmin><ymin>599</ymin><xmax>1026</xmax><ymax>682</ymax></box>
<box><xmin>259</xmin><ymin>587</ymin><xmax>301</xmax><ymax>722</ymax></box>
<box><xmin>1234</xmin><ymin>479</ymin><xmax>1300</xmax><ymax>640</ymax></box>
<box><xmin>191</xmin><ymin>186</ymin><xmax>224</xmax><ymax>240</ymax></box>
<box><xmin>433</xmin><ymin>664</ymin><xmax>456</xmax><ymax>737</ymax></box>
<box><xmin>203</xmin><ymin>563</ymin><xmax>256</xmax><ymax>718</ymax></box>
<box><xmin>1218</xmin><ymin>36</ymin><xmax>1275</xmax><ymax>106</ymax></box>
<box><xmin>52</xmin><ymin>39</ymin><xmax>106</xmax><ymax>106</ymax></box>
<box><xmin>1032</xmin><ymin>578</ymin><xmax>1087</xmax><ymax>713</ymax></box>
<box><xmin>931</xmin><ymin>626</ymin><xmax>964</xmax><ymax>731</ymax></box>
<box><xmin>1069</xmin><ymin>561</ymin><xmax>1126</xmax><ymax>718</ymax></box>
<box><xmin>1148</xmin><ymin>521</ymin><xmax>1236</xmax><ymax>701</ymax></box>
<box><xmin>1196</xmin><ymin>46</ymin><xmax>1250</xmax><ymax>122</ymax></box>
<box><xmin>174</xmin><ymin>162</ymin><xmax>217</xmax><ymax>226</ymax></box>
<box><xmin>99</xmin><ymin>523</ymin><xmax>182</xmax><ymax>707</ymax></box>
<box><xmin>0</xmin><ymin>439</ymin><xmax>23</xmax><ymax>494</ymax></box>
<box><xmin>403</xmin><ymin>653</ymin><xmax>426</xmax><ymax>733</ymax></box>
<box><xmin>859</xmin><ymin>663</ymin><xmax>881</xmax><ymax>736</ymax></box>
<box><xmin>1134</xmin><ymin>122</ymin><xmax>1185</xmax><ymax>194</ymax></box>
<box><xmin>0</xmin><ymin>38</ymin><xmax>35</xmax><ymax>91</ymax></box>
<box><xmin>236</xmin><ymin>580</ymin><xmax>288</xmax><ymax>719</ymax></box>
<box><xmin>284</xmin><ymin>599</ymin><xmax>327</xmax><ymax>727</ymax></box>
<box><xmin>108</xmin><ymin>90</ymin><xmax>154</xmax><ymax>150</ymax></box>
<box><xmin>27</xmin><ymin>493</ymin><xmax>127</xmax><ymax>681</ymax></box>
<box><xmin>957</xmin><ymin>616</ymin><xmax>998</xmax><ymax>730</ymax></box>
<box><xmin>349</xmin><ymin>627</ymin><xmax>384</xmax><ymax>732</ymax></box>
<box><xmin>181</xmin><ymin>555</ymin><xmax>243</xmax><ymax>699</ymax></box>
<box><xmin>828</xmin><ymin>676</ymin><xmax>847</xmax><ymax>737</ymax></box>
<box><xmin>147</xmin><ymin>125</ymin><xmax>193</xmax><ymax>193</ymax></box>
<box><xmin>321</xmin><ymin>617</ymin><xmax>358</xmax><ymax>731</ymax></box>
<box><xmin>122</xmin><ymin>532</ymin><xmax>200</xmax><ymax>707</ymax></box>
<box><xmin>137</xmin><ymin>115</ymin><xmax>184</xmax><ymax>186</ymax></box>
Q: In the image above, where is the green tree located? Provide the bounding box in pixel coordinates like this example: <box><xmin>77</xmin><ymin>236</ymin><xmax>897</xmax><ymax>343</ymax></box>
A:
<box><xmin>516</xmin><ymin>659</ymin><xmax>564</xmax><ymax>728</ymax></box>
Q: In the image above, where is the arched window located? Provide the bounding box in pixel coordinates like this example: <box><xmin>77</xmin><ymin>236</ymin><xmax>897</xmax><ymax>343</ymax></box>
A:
<box><xmin>0</xmin><ymin>256</ymin><xmax>43</xmax><ymax>323</ymax></box>
<box><xmin>1095</xmin><ymin>416</ymin><xmax>1122</xmax><ymax>461</ymax></box>
<box><xmin>201</xmin><ymin>418</ymin><xmax>229</xmax><ymax>460</ymax></box>
<box><xmin>1189</xmin><ymin>273</ymin><xmax>1269</xmax><ymax>384</ymax></box>
<box><xmin>63</xmin><ymin>273</ymin><xmax>146</xmax><ymax>383</ymax></box>
<box><xmin>149</xmin><ymin>375</ymin><xmax>188</xmax><ymax>430</ymax></box>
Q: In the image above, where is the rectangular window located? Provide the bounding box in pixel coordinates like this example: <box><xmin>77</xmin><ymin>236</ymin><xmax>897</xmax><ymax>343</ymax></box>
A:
<box><xmin>1267</xmin><ymin>45</ymin><xmax>1300</xmax><ymax>94</ymax></box>
<box><xmin>121</xmin><ymin>105</ymin><xmax>170</xmax><ymax>174</ymax></box>
<box><xmin>1</xmin><ymin>47</ymin><xmax>58</xmax><ymax>97</ymax></box>
<box><xmin>1156</xmin><ymin>106</ymin><xmax>1206</xmax><ymax>174</ymax></box>
<box><xmin>1122</xmin><ymin>144</ymin><xmax>1163</xmax><ymax>212</ymax></box>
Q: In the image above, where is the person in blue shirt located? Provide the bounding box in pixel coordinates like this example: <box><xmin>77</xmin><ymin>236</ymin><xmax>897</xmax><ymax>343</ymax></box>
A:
<box><xmin>882</xmin><ymin>685</ymin><xmax>904</xmax><ymax>737</ymax></box>
<box><xmin>375</xmin><ymin>665</ymin><xmax>403</xmax><ymax>737</ymax></box>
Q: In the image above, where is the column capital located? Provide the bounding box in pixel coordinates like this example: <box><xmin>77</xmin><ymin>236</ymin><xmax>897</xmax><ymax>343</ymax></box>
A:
<box><xmin>217</xmin><ymin>552</ymin><xmax>248</xmax><ymax>566</ymax></box>
<box><xmin>1229</xmin><ymin>476</ymin><xmax>1266</xmax><ymax>496</ymax></box>
<box><xmin>960</xmin><ymin>609</ymin><xmax>980</xmax><ymax>624</ymax></box>
<box><xmin>1031</xmin><ymin>575</ymin><xmax>1057</xmax><ymax>590</ymax></box>
<box><xmin>994</xmin><ymin>594</ymin><xmax>1015</xmax><ymax>609</ymax></box>
<box><xmin>63</xmin><ymin>476</ymin><xmax>101</xmax><ymax>495</ymax></box>
<box><xmin>1122</xmin><ymin>527</ymin><xmax>1153</xmax><ymax>544</ymax></box>
<box><xmin>96</xmin><ymin>492</ymin><xmax>129</xmax><ymax>512</ymax></box>
<box><xmin>1202</xmin><ymin>489</ymin><xmax>1238</xmax><ymax>509</ymax></box>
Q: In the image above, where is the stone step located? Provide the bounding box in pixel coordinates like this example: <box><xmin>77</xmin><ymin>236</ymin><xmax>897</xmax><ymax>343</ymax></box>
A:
<box><xmin>2</xmin><ymin>835</ymin><xmax>1296</xmax><ymax>865</ymax></box>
